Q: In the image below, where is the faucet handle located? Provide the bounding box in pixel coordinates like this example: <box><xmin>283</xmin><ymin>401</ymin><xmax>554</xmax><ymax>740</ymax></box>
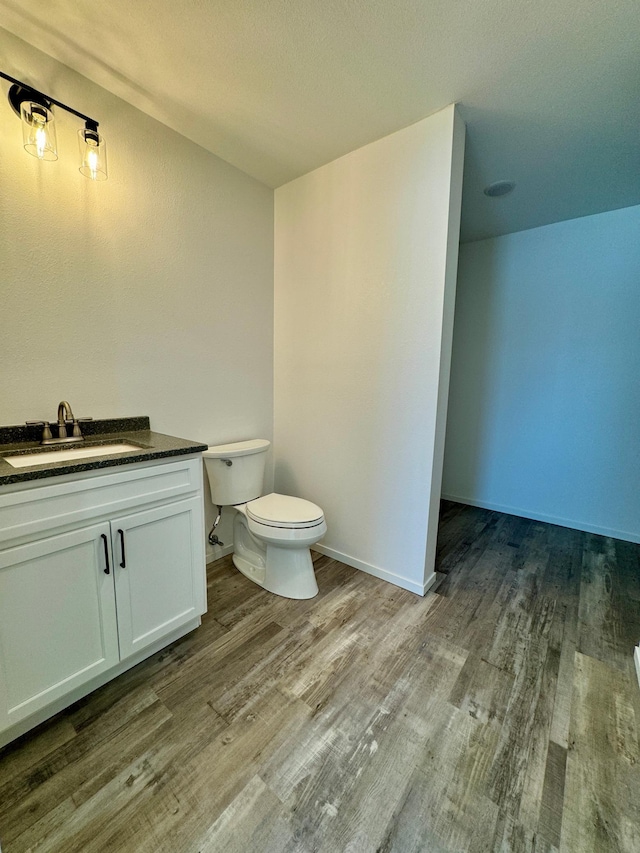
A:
<box><xmin>72</xmin><ymin>417</ymin><xmax>93</xmax><ymax>438</ymax></box>
<box><xmin>26</xmin><ymin>421</ymin><xmax>53</xmax><ymax>442</ymax></box>
<box><xmin>73</xmin><ymin>418</ymin><xmax>93</xmax><ymax>438</ymax></box>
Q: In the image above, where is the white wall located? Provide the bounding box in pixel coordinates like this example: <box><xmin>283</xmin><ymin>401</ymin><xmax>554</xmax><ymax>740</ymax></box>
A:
<box><xmin>443</xmin><ymin>204</ymin><xmax>640</xmax><ymax>543</ymax></box>
<box><xmin>0</xmin><ymin>28</ymin><xmax>274</xmax><ymax>558</ymax></box>
<box><xmin>274</xmin><ymin>106</ymin><xmax>465</xmax><ymax>594</ymax></box>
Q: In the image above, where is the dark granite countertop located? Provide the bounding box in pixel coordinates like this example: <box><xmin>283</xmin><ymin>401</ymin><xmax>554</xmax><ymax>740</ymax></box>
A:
<box><xmin>0</xmin><ymin>417</ymin><xmax>207</xmax><ymax>486</ymax></box>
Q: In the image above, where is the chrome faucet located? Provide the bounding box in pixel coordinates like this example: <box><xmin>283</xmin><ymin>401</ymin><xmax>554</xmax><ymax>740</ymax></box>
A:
<box><xmin>26</xmin><ymin>401</ymin><xmax>92</xmax><ymax>445</ymax></box>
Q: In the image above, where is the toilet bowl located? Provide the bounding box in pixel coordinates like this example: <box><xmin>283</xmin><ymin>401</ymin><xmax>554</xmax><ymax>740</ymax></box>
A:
<box><xmin>203</xmin><ymin>440</ymin><xmax>326</xmax><ymax>600</ymax></box>
<box><xmin>233</xmin><ymin>494</ymin><xmax>326</xmax><ymax>599</ymax></box>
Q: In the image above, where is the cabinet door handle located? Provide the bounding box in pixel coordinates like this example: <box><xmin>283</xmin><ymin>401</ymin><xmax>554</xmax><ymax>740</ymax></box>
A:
<box><xmin>118</xmin><ymin>528</ymin><xmax>126</xmax><ymax>568</ymax></box>
<box><xmin>101</xmin><ymin>533</ymin><xmax>110</xmax><ymax>574</ymax></box>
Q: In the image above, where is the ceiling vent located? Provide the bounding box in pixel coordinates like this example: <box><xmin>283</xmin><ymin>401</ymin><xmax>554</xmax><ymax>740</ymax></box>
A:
<box><xmin>484</xmin><ymin>180</ymin><xmax>515</xmax><ymax>197</ymax></box>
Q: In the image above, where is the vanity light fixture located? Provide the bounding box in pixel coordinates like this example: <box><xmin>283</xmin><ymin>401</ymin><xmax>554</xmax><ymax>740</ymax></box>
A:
<box><xmin>0</xmin><ymin>71</ymin><xmax>107</xmax><ymax>181</ymax></box>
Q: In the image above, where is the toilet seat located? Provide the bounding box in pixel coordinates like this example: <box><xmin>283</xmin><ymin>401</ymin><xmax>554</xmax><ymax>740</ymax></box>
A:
<box><xmin>246</xmin><ymin>493</ymin><xmax>324</xmax><ymax>529</ymax></box>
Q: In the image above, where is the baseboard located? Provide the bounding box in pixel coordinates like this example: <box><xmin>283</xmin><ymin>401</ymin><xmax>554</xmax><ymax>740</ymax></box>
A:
<box><xmin>635</xmin><ymin>646</ymin><xmax>640</xmax><ymax>692</ymax></box>
<box><xmin>206</xmin><ymin>543</ymin><xmax>234</xmax><ymax>563</ymax></box>
<box><xmin>314</xmin><ymin>544</ymin><xmax>433</xmax><ymax>596</ymax></box>
<box><xmin>423</xmin><ymin>571</ymin><xmax>438</xmax><ymax>595</ymax></box>
<box><xmin>441</xmin><ymin>494</ymin><xmax>640</xmax><ymax>545</ymax></box>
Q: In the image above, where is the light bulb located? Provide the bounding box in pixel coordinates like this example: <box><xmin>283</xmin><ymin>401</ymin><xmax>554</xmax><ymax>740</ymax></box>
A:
<box><xmin>35</xmin><ymin>122</ymin><xmax>47</xmax><ymax>159</ymax></box>
<box><xmin>78</xmin><ymin>127</ymin><xmax>107</xmax><ymax>181</ymax></box>
<box><xmin>20</xmin><ymin>101</ymin><xmax>58</xmax><ymax>161</ymax></box>
<box><xmin>87</xmin><ymin>145</ymin><xmax>99</xmax><ymax>179</ymax></box>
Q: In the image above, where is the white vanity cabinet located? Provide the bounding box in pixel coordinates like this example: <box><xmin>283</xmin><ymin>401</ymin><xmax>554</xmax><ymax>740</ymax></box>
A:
<box><xmin>0</xmin><ymin>522</ymin><xmax>120</xmax><ymax>731</ymax></box>
<box><xmin>0</xmin><ymin>455</ymin><xmax>206</xmax><ymax>747</ymax></box>
<box><xmin>110</xmin><ymin>496</ymin><xmax>204</xmax><ymax>659</ymax></box>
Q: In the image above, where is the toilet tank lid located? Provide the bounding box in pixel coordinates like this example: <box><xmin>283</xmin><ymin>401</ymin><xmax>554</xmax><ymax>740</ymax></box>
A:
<box><xmin>204</xmin><ymin>439</ymin><xmax>270</xmax><ymax>458</ymax></box>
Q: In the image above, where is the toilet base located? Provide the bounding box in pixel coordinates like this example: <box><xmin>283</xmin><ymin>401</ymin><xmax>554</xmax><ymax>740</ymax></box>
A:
<box><xmin>232</xmin><ymin>553</ymin><xmax>266</xmax><ymax>588</ymax></box>
<box><xmin>232</xmin><ymin>512</ymin><xmax>319</xmax><ymax>600</ymax></box>
<box><xmin>233</xmin><ymin>547</ymin><xmax>318</xmax><ymax>599</ymax></box>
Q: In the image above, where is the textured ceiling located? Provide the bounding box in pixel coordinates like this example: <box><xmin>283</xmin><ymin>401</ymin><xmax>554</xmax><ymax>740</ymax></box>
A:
<box><xmin>0</xmin><ymin>0</ymin><xmax>638</xmax><ymax>241</ymax></box>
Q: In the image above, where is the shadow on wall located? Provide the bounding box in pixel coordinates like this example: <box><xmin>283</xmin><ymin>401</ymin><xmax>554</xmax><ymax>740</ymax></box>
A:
<box><xmin>273</xmin><ymin>457</ymin><xmax>308</xmax><ymax>505</ymax></box>
<box><xmin>442</xmin><ymin>239</ymin><xmax>501</xmax><ymax>502</ymax></box>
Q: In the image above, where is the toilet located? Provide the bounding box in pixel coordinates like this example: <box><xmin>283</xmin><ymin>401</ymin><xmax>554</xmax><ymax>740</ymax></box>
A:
<box><xmin>203</xmin><ymin>439</ymin><xmax>326</xmax><ymax>599</ymax></box>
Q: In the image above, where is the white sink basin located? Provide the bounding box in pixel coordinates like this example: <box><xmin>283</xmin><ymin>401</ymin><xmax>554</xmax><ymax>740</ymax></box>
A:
<box><xmin>4</xmin><ymin>443</ymin><xmax>143</xmax><ymax>468</ymax></box>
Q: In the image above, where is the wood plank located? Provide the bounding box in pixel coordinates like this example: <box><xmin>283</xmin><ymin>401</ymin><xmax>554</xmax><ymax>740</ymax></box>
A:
<box><xmin>561</xmin><ymin>652</ymin><xmax>640</xmax><ymax>853</ymax></box>
<box><xmin>211</xmin><ymin>617</ymin><xmax>326</xmax><ymax>722</ymax></box>
<box><xmin>0</xmin><ymin>684</ymin><xmax>164</xmax><ymax>814</ymax></box>
<box><xmin>4</xmin><ymin>795</ymin><xmax>78</xmax><ymax>853</ymax></box>
<box><xmin>481</xmin><ymin>521</ymin><xmax>553</xmax><ymax>675</ymax></box>
<box><xmin>427</xmin><ymin>512</ymin><xmax>533</xmax><ymax>652</ymax></box>
<box><xmin>262</xmin><ymin>635</ymin><xmax>469</xmax><ymax>852</ymax></box>
<box><xmin>546</xmin><ymin>524</ymin><xmax>583</xmax><ymax>750</ymax></box>
<box><xmin>375</xmin><ymin>700</ymin><xmax>499</xmax><ymax>853</ymax></box>
<box><xmin>537</xmin><ymin>740</ymin><xmax>567</xmax><ymax>848</ymax></box>
<box><xmin>0</xmin><ymin>716</ymin><xmax>77</xmax><ymax>787</ymax></box>
<box><xmin>100</xmin><ymin>688</ymin><xmax>311</xmax><ymax>853</ymax></box>
<box><xmin>192</xmin><ymin>774</ymin><xmax>293</xmax><ymax>853</ymax></box>
<box><xmin>1</xmin><ymin>693</ymin><xmax>174</xmax><ymax>849</ymax></box>
<box><xmin>485</xmin><ymin>592</ymin><xmax>556</xmax><ymax>816</ymax></box>
<box><xmin>448</xmin><ymin>654</ymin><xmax>514</xmax><ymax>728</ymax></box>
<box><xmin>436</xmin><ymin>502</ymin><xmax>500</xmax><ymax>571</ymax></box>
<box><xmin>320</xmin><ymin>640</ymin><xmax>473</xmax><ymax>853</ymax></box>
<box><xmin>489</xmin><ymin>811</ymin><xmax>559</xmax><ymax>852</ymax></box>
<box><xmin>155</xmin><ymin>620</ymin><xmax>287</xmax><ymax>709</ymax></box>
<box><xmin>578</xmin><ymin>534</ymin><xmax>640</xmax><ymax>672</ymax></box>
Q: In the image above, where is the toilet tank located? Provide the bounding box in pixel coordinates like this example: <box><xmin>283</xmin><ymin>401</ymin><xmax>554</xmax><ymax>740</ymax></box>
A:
<box><xmin>203</xmin><ymin>439</ymin><xmax>270</xmax><ymax>506</ymax></box>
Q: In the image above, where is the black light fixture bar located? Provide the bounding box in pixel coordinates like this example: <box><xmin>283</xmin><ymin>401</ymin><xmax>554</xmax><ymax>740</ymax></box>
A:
<box><xmin>0</xmin><ymin>71</ymin><xmax>99</xmax><ymax>131</ymax></box>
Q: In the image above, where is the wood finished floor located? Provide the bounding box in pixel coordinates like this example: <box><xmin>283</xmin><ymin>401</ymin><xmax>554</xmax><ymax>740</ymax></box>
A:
<box><xmin>1</xmin><ymin>502</ymin><xmax>639</xmax><ymax>852</ymax></box>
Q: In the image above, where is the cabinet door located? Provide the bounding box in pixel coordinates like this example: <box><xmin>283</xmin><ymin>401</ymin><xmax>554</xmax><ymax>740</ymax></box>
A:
<box><xmin>0</xmin><ymin>523</ymin><xmax>119</xmax><ymax>730</ymax></box>
<box><xmin>111</xmin><ymin>497</ymin><xmax>206</xmax><ymax>660</ymax></box>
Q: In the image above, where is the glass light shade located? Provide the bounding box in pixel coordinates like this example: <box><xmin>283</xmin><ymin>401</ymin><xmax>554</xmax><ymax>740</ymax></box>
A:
<box><xmin>20</xmin><ymin>101</ymin><xmax>58</xmax><ymax>161</ymax></box>
<box><xmin>78</xmin><ymin>127</ymin><xmax>107</xmax><ymax>181</ymax></box>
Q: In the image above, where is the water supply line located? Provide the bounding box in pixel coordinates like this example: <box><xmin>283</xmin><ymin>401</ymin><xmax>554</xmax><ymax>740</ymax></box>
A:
<box><xmin>208</xmin><ymin>505</ymin><xmax>224</xmax><ymax>547</ymax></box>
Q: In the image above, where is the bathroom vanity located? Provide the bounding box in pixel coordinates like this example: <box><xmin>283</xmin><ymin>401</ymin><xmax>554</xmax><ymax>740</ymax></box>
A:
<box><xmin>0</xmin><ymin>417</ymin><xmax>207</xmax><ymax>748</ymax></box>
